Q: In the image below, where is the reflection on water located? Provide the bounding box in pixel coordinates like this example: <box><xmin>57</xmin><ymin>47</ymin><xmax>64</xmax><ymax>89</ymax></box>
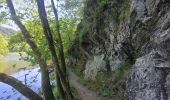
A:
<box><xmin>0</xmin><ymin>53</ymin><xmax>30</xmax><ymax>74</ymax></box>
<box><xmin>0</xmin><ymin>66</ymin><xmax>42</xmax><ymax>100</ymax></box>
<box><xmin>0</xmin><ymin>53</ymin><xmax>41</xmax><ymax>100</ymax></box>
<box><xmin>0</xmin><ymin>53</ymin><xmax>55</xmax><ymax>100</ymax></box>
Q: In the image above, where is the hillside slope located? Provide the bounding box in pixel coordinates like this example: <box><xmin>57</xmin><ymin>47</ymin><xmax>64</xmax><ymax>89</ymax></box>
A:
<box><xmin>0</xmin><ymin>26</ymin><xmax>16</xmax><ymax>35</ymax></box>
<box><xmin>69</xmin><ymin>0</ymin><xmax>170</xmax><ymax>99</ymax></box>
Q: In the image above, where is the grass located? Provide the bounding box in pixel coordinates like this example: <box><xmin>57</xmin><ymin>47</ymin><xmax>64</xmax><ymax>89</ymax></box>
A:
<box><xmin>118</xmin><ymin>1</ymin><xmax>130</xmax><ymax>22</ymax></box>
<box><xmin>70</xmin><ymin>66</ymin><xmax>87</xmax><ymax>86</ymax></box>
<box><xmin>71</xmin><ymin>62</ymin><xmax>132</xmax><ymax>100</ymax></box>
<box><xmin>52</xmin><ymin>86</ymin><xmax>81</xmax><ymax>100</ymax></box>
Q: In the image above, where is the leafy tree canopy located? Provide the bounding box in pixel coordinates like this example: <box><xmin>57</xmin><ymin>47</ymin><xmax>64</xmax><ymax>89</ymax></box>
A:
<box><xmin>9</xmin><ymin>18</ymin><xmax>77</xmax><ymax>63</ymax></box>
<box><xmin>0</xmin><ymin>34</ymin><xmax>8</xmax><ymax>56</ymax></box>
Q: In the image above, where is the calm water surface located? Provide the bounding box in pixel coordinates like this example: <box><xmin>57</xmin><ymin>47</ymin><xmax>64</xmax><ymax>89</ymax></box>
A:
<box><xmin>0</xmin><ymin>53</ymin><xmax>30</xmax><ymax>74</ymax></box>
<box><xmin>0</xmin><ymin>53</ymin><xmax>42</xmax><ymax>100</ymax></box>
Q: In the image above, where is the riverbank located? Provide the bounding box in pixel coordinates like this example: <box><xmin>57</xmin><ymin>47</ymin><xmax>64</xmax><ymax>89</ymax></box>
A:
<box><xmin>0</xmin><ymin>52</ymin><xmax>31</xmax><ymax>74</ymax></box>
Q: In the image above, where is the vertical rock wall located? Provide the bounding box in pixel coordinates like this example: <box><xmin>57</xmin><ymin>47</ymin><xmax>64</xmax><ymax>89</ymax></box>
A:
<box><xmin>69</xmin><ymin>0</ymin><xmax>170</xmax><ymax>99</ymax></box>
<box><xmin>126</xmin><ymin>0</ymin><xmax>170</xmax><ymax>99</ymax></box>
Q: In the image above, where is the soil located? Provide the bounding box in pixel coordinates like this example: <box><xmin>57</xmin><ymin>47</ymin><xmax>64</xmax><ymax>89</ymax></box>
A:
<box><xmin>68</xmin><ymin>69</ymin><xmax>100</xmax><ymax>100</ymax></box>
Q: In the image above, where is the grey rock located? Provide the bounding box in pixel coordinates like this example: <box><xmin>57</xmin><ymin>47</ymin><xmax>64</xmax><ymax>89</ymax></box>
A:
<box><xmin>161</xmin><ymin>18</ymin><xmax>170</xmax><ymax>30</ymax></box>
<box><xmin>125</xmin><ymin>50</ymin><xmax>170</xmax><ymax>100</ymax></box>
<box><xmin>84</xmin><ymin>54</ymin><xmax>106</xmax><ymax>80</ymax></box>
<box><xmin>110</xmin><ymin>59</ymin><xmax>123</xmax><ymax>71</ymax></box>
<box><xmin>69</xmin><ymin>0</ymin><xmax>170</xmax><ymax>99</ymax></box>
<box><xmin>165</xmin><ymin>74</ymin><xmax>170</xmax><ymax>100</ymax></box>
<box><xmin>125</xmin><ymin>0</ymin><xmax>170</xmax><ymax>99</ymax></box>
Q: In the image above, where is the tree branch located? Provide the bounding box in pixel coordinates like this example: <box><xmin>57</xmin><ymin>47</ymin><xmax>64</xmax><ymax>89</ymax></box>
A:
<box><xmin>0</xmin><ymin>73</ymin><xmax>43</xmax><ymax>100</ymax></box>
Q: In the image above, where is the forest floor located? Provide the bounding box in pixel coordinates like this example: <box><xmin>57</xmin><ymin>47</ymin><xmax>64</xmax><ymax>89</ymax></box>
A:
<box><xmin>68</xmin><ymin>69</ymin><xmax>100</xmax><ymax>100</ymax></box>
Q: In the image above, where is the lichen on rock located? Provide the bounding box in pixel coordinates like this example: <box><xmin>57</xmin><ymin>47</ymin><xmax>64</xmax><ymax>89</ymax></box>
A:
<box><xmin>84</xmin><ymin>54</ymin><xmax>106</xmax><ymax>80</ymax></box>
<box><xmin>125</xmin><ymin>49</ymin><xmax>170</xmax><ymax>100</ymax></box>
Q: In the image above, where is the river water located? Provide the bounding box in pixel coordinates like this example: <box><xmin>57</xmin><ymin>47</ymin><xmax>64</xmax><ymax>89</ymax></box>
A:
<box><xmin>0</xmin><ymin>53</ymin><xmax>42</xmax><ymax>100</ymax></box>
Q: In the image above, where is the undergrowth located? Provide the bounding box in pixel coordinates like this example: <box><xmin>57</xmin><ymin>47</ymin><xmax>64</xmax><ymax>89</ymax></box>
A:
<box><xmin>69</xmin><ymin>0</ymin><xmax>132</xmax><ymax>99</ymax></box>
<box><xmin>71</xmin><ymin>62</ymin><xmax>132</xmax><ymax>100</ymax></box>
<box><xmin>53</xmin><ymin>86</ymin><xmax>81</xmax><ymax>100</ymax></box>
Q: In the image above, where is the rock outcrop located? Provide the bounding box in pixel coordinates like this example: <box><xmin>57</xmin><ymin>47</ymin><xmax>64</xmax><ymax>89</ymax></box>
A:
<box><xmin>69</xmin><ymin>0</ymin><xmax>132</xmax><ymax>80</ymax></box>
<box><xmin>84</xmin><ymin>54</ymin><xmax>106</xmax><ymax>80</ymax></box>
<box><xmin>125</xmin><ymin>49</ymin><xmax>170</xmax><ymax>100</ymax></box>
<box><xmin>125</xmin><ymin>0</ymin><xmax>170</xmax><ymax>99</ymax></box>
<box><xmin>69</xmin><ymin>0</ymin><xmax>170</xmax><ymax>99</ymax></box>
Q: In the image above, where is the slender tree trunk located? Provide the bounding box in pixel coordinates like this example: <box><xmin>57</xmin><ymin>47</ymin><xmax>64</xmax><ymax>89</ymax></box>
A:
<box><xmin>51</xmin><ymin>0</ymin><xmax>66</xmax><ymax>75</ymax></box>
<box><xmin>57</xmin><ymin>73</ymin><xmax>66</xmax><ymax>99</ymax></box>
<box><xmin>36</xmin><ymin>0</ymin><xmax>74</xmax><ymax>99</ymax></box>
<box><xmin>0</xmin><ymin>73</ymin><xmax>43</xmax><ymax>100</ymax></box>
<box><xmin>50</xmin><ymin>0</ymin><xmax>73</xmax><ymax>98</ymax></box>
<box><xmin>6</xmin><ymin>0</ymin><xmax>55</xmax><ymax>100</ymax></box>
<box><xmin>35</xmin><ymin>0</ymin><xmax>65</xmax><ymax>99</ymax></box>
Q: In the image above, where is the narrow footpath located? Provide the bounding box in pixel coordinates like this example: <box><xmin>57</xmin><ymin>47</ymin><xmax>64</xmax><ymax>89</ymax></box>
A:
<box><xmin>68</xmin><ymin>69</ymin><xmax>100</xmax><ymax>100</ymax></box>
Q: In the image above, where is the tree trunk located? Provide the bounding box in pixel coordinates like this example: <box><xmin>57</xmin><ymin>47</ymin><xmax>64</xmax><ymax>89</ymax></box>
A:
<box><xmin>35</xmin><ymin>0</ymin><xmax>65</xmax><ymax>99</ymax></box>
<box><xmin>0</xmin><ymin>73</ymin><xmax>43</xmax><ymax>100</ymax></box>
<box><xmin>36</xmin><ymin>0</ymin><xmax>74</xmax><ymax>99</ymax></box>
<box><xmin>57</xmin><ymin>73</ymin><xmax>66</xmax><ymax>99</ymax></box>
<box><xmin>6</xmin><ymin>0</ymin><xmax>55</xmax><ymax>100</ymax></box>
<box><xmin>51</xmin><ymin>0</ymin><xmax>66</xmax><ymax>75</ymax></box>
<box><xmin>50</xmin><ymin>0</ymin><xmax>73</xmax><ymax>98</ymax></box>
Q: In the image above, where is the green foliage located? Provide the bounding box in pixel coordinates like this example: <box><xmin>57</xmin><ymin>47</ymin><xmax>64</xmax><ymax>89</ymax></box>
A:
<box><xmin>99</xmin><ymin>0</ymin><xmax>107</xmax><ymax>7</ymax></box>
<box><xmin>84</xmin><ymin>0</ymin><xmax>130</xmax><ymax>27</ymax></box>
<box><xmin>51</xmin><ymin>18</ymin><xmax>77</xmax><ymax>58</ymax></box>
<box><xmin>72</xmin><ymin>62</ymin><xmax>132</xmax><ymax>100</ymax></box>
<box><xmin>52</xmin><ymin>86</ymin><xmax>81</xmax><ymax>100</ymax></box>
<box><xmin>98</xmin><ymin>0</ymin><xmax>107</xmax><ymax>13</ymax></box>
<box><xmin>78</xmin><ymin>21</ymin><xmax>90</xmax><ymax>43</ymax></box>
<box><xmin>64</xmin><ymin>0</ymin><xmax>85</xmax><ymax>19</ymax></box>
<box><xmin>87</xmin><ymin>0</ymin><xmax>107</xmax><ymax>18</ymax></box>
<box><xmin>9</xmin><ymin>31</ymin><xmax>27</xmax><ymax>51</ymax></box>
<box><xmin>26</xmin><ymin>20</ymin><xmax>51</xmax><ymax>63</ymax></box>
<box><xmin>9</xmin><ymin>18</ymin><xmax>77</xmax><ymax>64</ymax></box>
<box><xmin>70</xmin><ymin>86</ymin><xmax>81</xmax><ymax>100</ymax></box>
<box><xmin>70</xmin><ymin>66</ymin><xmax>87</xmax><ymax>85</ymax></box>
<box><xmin>118</xmin><ymin>1</ymin><xmax>130</xmax><ymax>22</ymax></box>
<box><xmin>9</xmin><ymin>20</ymin><xmax>48</xmax><ymax>64</ymax></box>
<box><xmin>0</xmin><ymin>0</ymin><xmax>8</xmax><ymax>23</ymax></box>
<box><xmin>52</xmin><ymin>87</ymin><xmax>62</xmax><ymax>100</ymax></box>
<box><xmin>0</xmin><ymin>34</ymin><xmax>9</xmax><ymax>56</ymax></box>
<box><xmin>0</xmin><ymin>0</ymin><xmax>5</xmax><ymax>3</ymax></box>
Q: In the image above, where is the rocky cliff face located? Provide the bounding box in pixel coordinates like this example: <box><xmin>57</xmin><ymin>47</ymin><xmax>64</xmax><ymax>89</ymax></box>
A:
<box><xmin>125</xmin><ymin>0</ymin><xmax>170</xmax><ymax>99</ymax></box>
<box><xmin>69</xmin><ymin>0</ymin><xmax>170</xmax><ymax>99</ymax></box>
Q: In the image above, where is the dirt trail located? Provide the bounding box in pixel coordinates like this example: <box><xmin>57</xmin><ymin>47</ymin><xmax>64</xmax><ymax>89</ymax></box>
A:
<box><xmin>68</xmin><ymin>69</ymin><xmax>100</xmax><ymax>100</ymax></box>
